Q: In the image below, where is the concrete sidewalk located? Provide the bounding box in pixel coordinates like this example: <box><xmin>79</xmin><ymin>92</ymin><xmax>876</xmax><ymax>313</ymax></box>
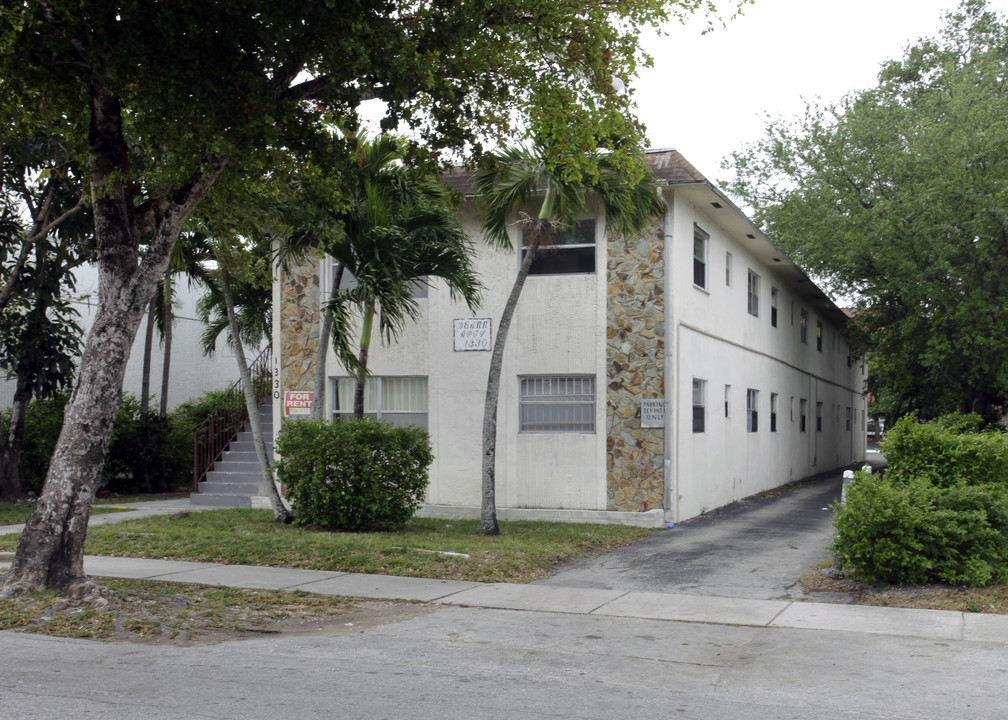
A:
<box><xmin>2</xmin><ymin>552</ymin><xmax>1007</xmax><ymax>645</ymax></box>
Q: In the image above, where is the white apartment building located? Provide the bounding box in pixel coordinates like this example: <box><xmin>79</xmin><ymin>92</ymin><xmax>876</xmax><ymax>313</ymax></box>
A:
<box><xmin>273</xmin><ymin>149</ymin><xmax>868</xmax><ymax>527</ymax></box>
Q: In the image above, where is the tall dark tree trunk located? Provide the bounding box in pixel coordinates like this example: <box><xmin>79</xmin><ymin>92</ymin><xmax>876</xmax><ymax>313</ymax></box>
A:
<box><xmin>0</xmin><ymin>83</ymin><xmax>226</xmax><ymax>596</ymax></box>
<box><xmin>310</xmin><ymin>262</ymin><xmax>344</xmax><ymax>421</ymax></box>
<box><xmin>478</xmin><ymin>236</ymin><xmax>541</xmax><ymax>536</ymax></box>
<box><xmin>0</xmin><ymin>384</ymin><xmax>32</xmax><ymax>501</ymax></box>
<box><xmin>159</xmin><ymin>274</ymin><xmax>173</xmax><ymax>415</ymax></box>
<box><xmin>220</xmin><ymin>264</ymin><xmax>292</xmax><ymax>524</ymax></box>
<box><xmin>140</xmin><ymin>298</ymin><xmax>156</xmax><ymax>414</ymax></box>
<box><xmin>353</xmin><ymin>302</ymin><xmax>375</xmax><ymax>420</ymax></box>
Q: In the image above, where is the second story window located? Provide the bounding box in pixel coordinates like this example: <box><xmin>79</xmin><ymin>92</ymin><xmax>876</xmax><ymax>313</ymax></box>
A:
<box><xmin>693</xmin><ymin>224</ymin><xmax>709</xmax><ymax>290</ymax></box>
<box><xmin>521</xmin><ymin>219</ymin><xmax>596</xmax><ymax>275</ymax></box>
<box><xmin>747</xmin><ymin>270</ymin><xmax>760</xmax><ymax>317</ymax></box>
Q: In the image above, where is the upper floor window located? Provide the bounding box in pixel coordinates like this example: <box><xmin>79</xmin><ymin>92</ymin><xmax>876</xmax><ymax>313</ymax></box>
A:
<box><xmin>725</xmin><ymin>252</ymin><xmax>733</xmax><ymax>286</ymax></box>
<box><xmin>747</xmin><ymin>270</ymin><xmax>760</xmax><ymax>317</ymax></box>
<box><xmin>333</xmin><ymin>259</ymin><xmax>428</xmax><ymax>298</ymax></box>
<box><xmin>770</xmin><ymin>393</ymin><xmax>779</xmax><ymax>432</ymax></box>
<box><xmin>521</xmin><ymin>219</ymin><xmax>596</xmax><ymax>275</ymax></box>
<box><xmin>800</xmin><ymin>309</ymin><xmax>809</xmax><ymax>344</ymax></box>
<box><xmin>816</xmin><ymin>321</ymin><xmax>824</xmax><ymax>352</ymax></box>
<box><xmin>771</xmin><ymin>286</ymin><xmax>779</xmax><ymax>327</ymax></box>
<box><xmin>693</xmin><ymin>224</ymin><xmax>709</xmax><ymax>289</ymax></box>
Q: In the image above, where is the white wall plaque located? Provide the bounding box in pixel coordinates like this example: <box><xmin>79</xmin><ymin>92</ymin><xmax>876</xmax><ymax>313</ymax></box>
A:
<box><xmin>641</xmin><ymin>399</ymin><xmax>665</xmax><ymax>428</ymax></box>
<box><xmin>454</xmin><ymin>318</ymin><xmax>492</xmax><ymax>351</ymax></box>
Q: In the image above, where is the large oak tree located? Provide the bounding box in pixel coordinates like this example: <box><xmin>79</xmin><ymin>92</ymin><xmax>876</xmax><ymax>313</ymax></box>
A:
<box><xmin>0</xmin><ymin>0</ymin><xmax>735</xmax><ymax>595</ymax></box>
<box><xmin>725</xmin><ymin>0</ymin><xmax>1008</xmax><ymax>421</ymax></box>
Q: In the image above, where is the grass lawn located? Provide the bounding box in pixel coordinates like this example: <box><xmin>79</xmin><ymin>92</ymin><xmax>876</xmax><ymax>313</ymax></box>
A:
<box><xmin>0</xmin><ymin>508</ymin><xmax>656</xmax><ymax>584</ymax></box>
<box><xmin>0</xmin><ymin>500</ymin><xmax>138</xmax><ymax>526</ymax></box>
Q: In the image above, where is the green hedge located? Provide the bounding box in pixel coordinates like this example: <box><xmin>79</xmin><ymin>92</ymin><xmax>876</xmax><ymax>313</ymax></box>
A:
<box><xmin>833</xmin><ymin>414</ymin><xmax>1008</xmax><ymax>586</ymax></box>
<box><xmin>882</xmin><ymin>414</ymin><xmax>1008</xmax><ymax>488</ymax></box>
<box><xmin>275</xmin><ymin>417</ymin><xmax>433</xmax><ymax>532</ymax></box>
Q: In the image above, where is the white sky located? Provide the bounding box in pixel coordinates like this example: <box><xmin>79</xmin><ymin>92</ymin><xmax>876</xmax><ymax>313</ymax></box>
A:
<box><xmin>637</xmin><ymin>0</ymin><xmax>1008</xmax><ymax>184</ymax></box>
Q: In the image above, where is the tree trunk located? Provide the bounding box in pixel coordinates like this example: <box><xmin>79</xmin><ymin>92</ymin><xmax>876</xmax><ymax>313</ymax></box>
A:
<box><xmin>220</xmin><ymin>264</ymin><xmax>293</xmax><ymax>524</ymax></box>
<box><xmin>478</xmin><ymin>236</ymin><xmax>542</xmax><ymax>536</ymax></box>
<box><xmin>159</xmin><ymin>274</ymin><xmax>173</xmax><ymax>416</ymax></box>
<box><xmin>0</xmin><ymin>384</ymin><xmax>32</xmax><ymax>501</ymax></box>
<box><xmin>353</xmin><ymin>301</ymin><xmax>375</xmax><ymax>420</ymax></box>
<box><xmin>0</xmin><ymin>82</ymin><xmax>227</xmax><ymax>596</ymax></box>
<box><xmin>311</xmin><ymin>262</ymin><xmax>344</xmax><ymax>421</ymax></box>
<box><xmin>140</xmin><ymin>298</ymin><xmax>156</xmax><ymax>414</ymax></box>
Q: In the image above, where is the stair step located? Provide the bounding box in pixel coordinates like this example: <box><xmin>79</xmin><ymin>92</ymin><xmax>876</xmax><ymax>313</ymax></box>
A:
<box><xmin>198</xmin><ymin>480</ymin><xmax>264</xmax><ymax>495</ymax></box>
<box><xmin>189</xmin><ymin>493</ymin><xmax>254</xmax><ymax>508</ymax></box>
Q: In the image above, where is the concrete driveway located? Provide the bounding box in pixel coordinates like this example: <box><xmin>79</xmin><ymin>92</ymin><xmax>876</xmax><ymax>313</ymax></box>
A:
<box><xmin>538</xmin><ymin>452</ymin><xmax>885</xmax><ymax>600</ymax></box>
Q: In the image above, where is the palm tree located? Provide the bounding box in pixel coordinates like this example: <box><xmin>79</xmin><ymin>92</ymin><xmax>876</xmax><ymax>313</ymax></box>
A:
<box><xmin>326</xmin><ymin>135</ymin><xmax>482</xmax><ymax>419</ymax></box>
<box><xmin>474</xmin><ymin>144</ymin><xmax>663</xmax><ymax>535</ymax></box>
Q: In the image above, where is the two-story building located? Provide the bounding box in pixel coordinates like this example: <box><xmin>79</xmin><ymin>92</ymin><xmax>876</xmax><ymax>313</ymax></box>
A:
<box><xmin>273</xmin><ymin>149</ymin><xmax>868</xmax><ymax>527</ymax></box>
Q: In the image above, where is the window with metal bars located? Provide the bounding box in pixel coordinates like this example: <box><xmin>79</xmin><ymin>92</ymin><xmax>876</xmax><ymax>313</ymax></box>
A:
<box><xmin>519</xmin><ymin>375</ymin><xmax>595</xmax><ymax>432</ymax></box>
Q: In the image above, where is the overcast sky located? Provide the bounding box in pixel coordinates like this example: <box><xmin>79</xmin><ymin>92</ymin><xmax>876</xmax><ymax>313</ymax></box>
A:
<box><xmin>637</xmin><ymin>0</ymin><xmax>1008</xmax><ymax>183</ymax></box>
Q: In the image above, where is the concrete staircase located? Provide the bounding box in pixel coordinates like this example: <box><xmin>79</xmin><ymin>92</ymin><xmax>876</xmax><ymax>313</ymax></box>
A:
<box><xmin>190</xmin><ymin>400</ymin><xmax>274</xmax><ymax>508</ymax></box>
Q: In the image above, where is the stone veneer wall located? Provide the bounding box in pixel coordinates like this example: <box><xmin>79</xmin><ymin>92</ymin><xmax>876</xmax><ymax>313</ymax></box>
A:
<box><xmin>606</xmin><ymin>220</ymin><xmax>665</xmax><ymax>511</ymax></box>
<box><xmin>279</xmin><ymin>257</ymin><xmax>321</xmax><ymax>395</ymax></box>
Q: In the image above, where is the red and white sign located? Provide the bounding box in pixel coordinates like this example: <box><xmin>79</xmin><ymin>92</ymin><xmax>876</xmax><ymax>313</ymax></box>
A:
<box><xmin>284</xmin><ymin>391</ymin><xmax>313</xmax><ymax>416</ymax></box>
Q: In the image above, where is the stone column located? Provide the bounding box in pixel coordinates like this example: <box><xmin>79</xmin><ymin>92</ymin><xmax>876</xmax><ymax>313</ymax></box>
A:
<box><xmin>278</xmin><ymin>257</ymin><xmax>321</xmax><ymax>398</ymax></box>
<box><xmin>606</xmin><ymin>221</ymin><xmax>666</xmax><ymax>512</ymax></box>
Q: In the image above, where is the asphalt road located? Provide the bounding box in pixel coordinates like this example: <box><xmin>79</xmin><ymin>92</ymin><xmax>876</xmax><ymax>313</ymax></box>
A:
<box><xmin>4</xmin><ymin>602</ymin><xmax>1006</xmax><ymax>719</ymax></box>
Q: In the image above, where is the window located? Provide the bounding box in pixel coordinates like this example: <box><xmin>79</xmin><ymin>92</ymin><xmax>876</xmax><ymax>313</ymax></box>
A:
<box><xmin>746</xmin><ymin>389</ymin><xmax>759</xmax><ymax>432</ymax></box>
<box><xmin>725</xmin><ymin>252</ymin><xmax>733</xmax><ymax>286</ymax></box>
<box><xmin>845</xmin><ymin>406</ymin><xmax>852</xmax><ymax>432</ymax></box>
<box><xmin>724</xmin><ymin>384</ymin><xmax>731</xmax><ymax>418</ymax></box>
<box><xmin>816</xmin><ymin>402</ymin><xmax>823</xmax><ymax>432</ymax></box>
<box><xmin>816</xmin><ymin>321</ymin><xmax>823</xmax><ymax>352</ymax></box>
<box><xmin>692</xmin><ymin>379</ymin><xmax>706</xmax><ymax>433</ymax></box>
<box><xmin>331</xmin><ymin>376</ymin><xmax>428</xmax><ymax>429</ymax></box>
<box><xmin>747</xmin><ymin>270</ymin><xmax>760</xmax><ymax>317</ymax></box>
<box><xmin>771</xmin><ymin>287</ymin><xmax>779</xmax><ymax>327</ymax></box>
<box><xmin>519</xmin><ymin>375</ymin><xmax>595</xmax><ymax>432</ymax></box>
<box><xmin>799</xmin><ymin>398</ymin><xmax>807</xmax><ymax>432</ymax></box>
<box><xmin>522</xmin><ymin>219</ymin><xmax>596</xmax><ymax>274</ymax></box>
<box><xmin>790</xmin><ymin>396</ymin><xmax>794</xmax><ymax>422</ymax></box>
<box><xmin>770</xmin><ymin>393</ymin><xmax>778</xmax><ymax>432</ymax></box>
<box><xmin>693</xmin><ymin>224</ymin><xmax>709</xmax><ymax>289</ymax></box>
<box><xmin>800</xmin><ymin>309</ymin><xmax>808</xmax><ymax>344</ymax></box>
<box><xmin>334</xmin><ymin>260</ymin><xmax>428</xmax><ymax>299</ymax></box>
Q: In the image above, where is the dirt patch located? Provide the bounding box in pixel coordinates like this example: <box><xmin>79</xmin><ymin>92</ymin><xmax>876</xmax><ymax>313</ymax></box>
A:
<box><xmin>799</xmin><ymin>569</ymin><xmax>1008</xmax><ymax>614</ymax></box>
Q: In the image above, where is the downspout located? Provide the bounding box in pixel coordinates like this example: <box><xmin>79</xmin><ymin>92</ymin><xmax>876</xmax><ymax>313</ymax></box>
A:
<box><xmin>660</xmin><ymin>193</ymin><xmax>677</xmax><ymax>525</ymax></box>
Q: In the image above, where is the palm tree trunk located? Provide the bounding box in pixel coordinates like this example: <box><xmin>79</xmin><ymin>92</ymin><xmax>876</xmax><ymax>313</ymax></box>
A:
<box><xmin>220</xmin><ymin>264</ymin><xmax>293</xmax><ymax>524</ymax></box>
<box><xmin>140</xmin><ymin>298</ymin><xmax>156</xmax><ymax>414</ymax></box>
<box><xmin>478</xmin><ymin>236</ymin><xmax>542</xmax><ymax>535</ymax></box>
<box><xmin>311</xmin><ymin>262</ymin><xmax>345</xmax><ymax>421</ymax></box>
<box><xmin>158</xmin><ymin>274</ymin><xmax>173</xmax><ymax>416</ymax></box>
<box><xmin>354</xmin><ymin>301</ymin><xmax>375</xmax><ymax>420</ymax></box>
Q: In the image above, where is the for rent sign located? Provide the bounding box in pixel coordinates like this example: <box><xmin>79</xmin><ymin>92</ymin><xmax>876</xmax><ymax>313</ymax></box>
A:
<box><xmin>284</xmin><ymin>391</ymin><xmax>313</xmax><ymax>416</ymax></box>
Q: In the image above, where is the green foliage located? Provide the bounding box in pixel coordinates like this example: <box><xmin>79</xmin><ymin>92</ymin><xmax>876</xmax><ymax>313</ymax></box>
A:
<box><xmin>726</xmin><ymin>0</ymin><xmax>1008</xmax><ymax>419</ymax></box>
<box><xmin>102</xmin><ymin>397</ymin><xmax>190</xmax><ymax>495</ymax></box>
<box><xmin>834</xmin><ymin>413</ymin><xmax>1008</xmax><ymax>585</ymax></box>
<box><xmin>882</xmin><ymin>415</ymin><xmax>1008</xmax><ymax>488</ymax></box>
<box><xmin>833</xmin><ymin>472</ymin><xmax>1008</xmax><ymax>586</ymax></box>
<box><xmin>275</xmin><ymin>418</ymin><xmax>433</xmax><ymax>532</ymax></box>
<box><xmin>15</xmin><ymin>393</ymin><xmax>69</xmax><ymax>495</ymax></box>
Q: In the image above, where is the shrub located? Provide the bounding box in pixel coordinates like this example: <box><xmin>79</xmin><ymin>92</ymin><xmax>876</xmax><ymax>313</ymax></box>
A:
<box><xmin>882</xmin><ymin>414</ymin><xmax>1008</xmax><ymax>488</ymax></box>
<box><xmin>102</xmin><ymin>395</ymin><xmax>191</xmax><ymax>494</ymax></box>
<box><xmin>275</xmin><ymin>417</ymin><xmax>433</xmax><ymax>531</ymax></box>
<box><xmin>833</xmin><ymin>471</ymin><xmax>1008</xmax><ymax>586</ymax></box>
<box><xmin>17</xmin><ymin>392</ymin><xmax>70</xmax><ymax>495</ymax></box>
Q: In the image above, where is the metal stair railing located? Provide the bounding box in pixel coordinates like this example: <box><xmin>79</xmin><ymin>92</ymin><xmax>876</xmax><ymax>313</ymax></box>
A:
<box><xmin>192</xmin><ymin>345</ymin><xmax>272</xmax><ymax>492</ymax></box>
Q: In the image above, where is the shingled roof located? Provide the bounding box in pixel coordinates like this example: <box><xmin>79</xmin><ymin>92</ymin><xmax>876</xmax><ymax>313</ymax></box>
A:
<box><xmin>442</xmin><ymin>148</ymin><xmax>708</xmax><ymax>196</ymax></box>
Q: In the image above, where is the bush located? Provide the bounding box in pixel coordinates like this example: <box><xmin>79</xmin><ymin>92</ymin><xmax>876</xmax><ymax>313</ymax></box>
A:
<box><xmin>275</xmin><ymin>417</ymin><xmax>433</xmax><ymax>532</ymax></box>
<box><xmin>833</xmin><ymin>471</ymin><xmax>1008</xmax><ymax>586</ymax></box>
<box><xmin>882</xmin><ymin>414</ymin><xmax>1008</xmax><ymax>488</ymax></box>
<box><xmin>103</xmin><ymin>397</ymin><xmax>190</xmax><ymax>494</ymax></box>
<box><xmin>17</xmin><ymin>393</ymin><xmax>70</xmax><ymax>495</ymax></box>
